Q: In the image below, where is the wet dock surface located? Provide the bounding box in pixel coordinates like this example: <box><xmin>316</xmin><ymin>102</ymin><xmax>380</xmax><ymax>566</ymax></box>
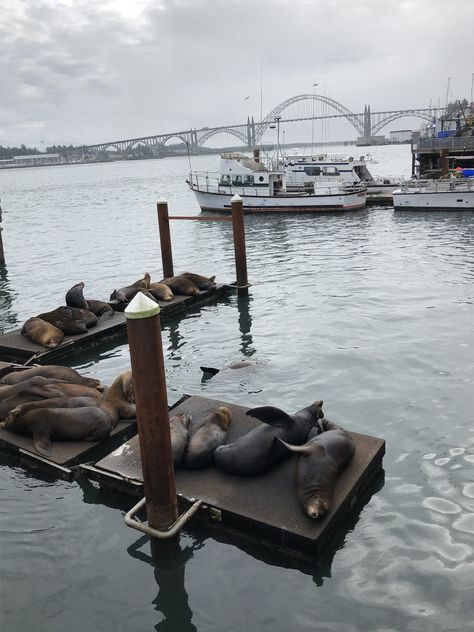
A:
<box><xmin>82</xmin><ymin>395</ymin><xmax>385</xmax><ymax>554</ymax></box>
<box><xmin>0</xmin><ymin>286</ymin><xmax>229</xmax><ymax>364</ymax></box>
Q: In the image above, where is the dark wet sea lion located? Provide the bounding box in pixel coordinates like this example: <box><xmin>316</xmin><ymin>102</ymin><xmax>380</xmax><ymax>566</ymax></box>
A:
<box><xmin>160</xmin><ymin>276</ymin><xmax>200</xmax><ymax>296</ymax></box>
<box><xmin>0</xmin><ymin>365</ymin><xmax>102</xmax><ymax>390</ymax></box>
<box><xmin>101</xmin><ymin>371</ymin><xmax>136</xmax><ymax>419</ymax></box>
<box><xmin>280</xmin><ymin>418</ymin><xmax>355</xmax><ymax>520</ymax></box>
<box><xmin>4</xmin><ymin>406</ymin><xmax>112</xmax><ymax>456</ymax></box>
<box><xmin>6</xmin><ymin>396</ymin><xmax>119</xmax><ymax>428</ymax></box>
<box><xmin>21</xmin><ymin>317</ymin><xmax>65</xmax><ymax>349</ymax></box>
<box><xmin>182</xmin><ymin>406</ymin><xmax>231</xmax><ymax>469</ymax></box>
<box><xmin>110</xmin><ymin>272</ymin><xmax>151</xmax><ymax>302</ymax></box>
<box><xmin>86</xmin><ymin>299</ymin><xmax>114</xmax><ymax>321</ymax></box>
<box><xmin>37</xmin><ymin>306</ymin><xmax>89</xmax><ymax>334</ymax></box>
<box><xmin>213</xmin><ymin>400</ymin><xmax>324</xmax><ymax>476</ymax></box>
<box><xmin>200</xmin><ymin>360</ymin><xmax>257</xmax><ymax>376</ymax></box>
<box><xmin>40</xmin><ymin>380</ymin><xmax>103</xmax><ymax>399</ymax></box>
<box><xmin>66</xmin><ymin>282</ymin><xmax>88</xmax><ymax>309</ymax></box>
<box><xmin>67</xmin><ymin>307</ymin><xmax>97</xmax><ymax>328</ymax></box>
<box><xmin>178</xmin><ymin>272</ymin><xmax>216</xmax><ymax>290</ymax></box>
<box><xmin>169</xmin><ymin>413</ymin><xmax>192</xmax><ymax>465</ymax></box>
<box><xmin>148</xmin><ymin>282</ymin><xmax>174</xmax><ymax>302</ymax></box>
<box><xmin>0</xmin><ymin>377</ymin><xmax>65</xmax><ymax>420</ymax></box>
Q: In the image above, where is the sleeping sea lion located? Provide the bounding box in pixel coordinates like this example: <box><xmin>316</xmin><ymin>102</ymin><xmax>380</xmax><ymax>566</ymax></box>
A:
<box><xmin>200</xmin><ymin>360</ymin><xmax>257</xmax><ymax>376</ymax></box>
<box><xmin>169</xmin><ymin>413</ymin><xmax>192</xmax><ymax>465</ymax></box>
<box><xmin>182</xmin><ymin>406</ymin><xmax>231</xmax><ymax>469</ymax></box>
<box><xmin>160</xmin><ymin>276</ymin><xmax>200</xmax><ymax>296</ymax></box>
<box><xmin>0</xmin><ymin>377</ymin><xmax>64</xmax><ymax>420</ymax></box>
<box><xmin>36</xmin><ymin>306</ymin><xmax>97</xmax><ymax>334</ymax></box>
<box><xmin>280</xmin><ymin>418</ymin><xmax>355</xmax><ymax>519</ymax></box>
<box><xmin>178</xmin><ymin>272</ymin><xmax>216</xmax><ymax>290</ymax></box>
<box><xmin>110</xmin><ymin>272</ymin><xmax>151</xmax><ymax>302</ymax></box>
<box><xmin>0</xmin><ymin>365</ymin><xmax>102</xmax><ymax>390</ymax></box>
<box><xmin>148</xmin><ymin>282</ymin><xmax>174</xmax><ymax>302</ymax></box>
<box><xmin>65</xmin><ymin>282</ymin><xmax>88</xmax><ymax>309</ymax></box>
<box><xmin>213</xmin><ymin>400</ymin><xmax>324</xmax><ymax>476</ymax></box>
<box><xmin>6</xmin><ymin>396</ymin><xmax>119</xmax><ymax>428</ymax></box>
<box><xmin>86</xmin><ymin>299</ymin><xmax>114</xmax><ymax>321</ymax></box>
<box><xmin>21</xmin><ymin>317</ymin><xmax>65</xmax><ymax>349</ymax></box>
<box><xmin>101</xmin><ymin>371</ymin><xmax>136</xmax><ymax>419</ymax></box>
<box><xmin>4</xmin><ymin>406</ymin><xmax>112</xmax><ymax>456</ymax></box>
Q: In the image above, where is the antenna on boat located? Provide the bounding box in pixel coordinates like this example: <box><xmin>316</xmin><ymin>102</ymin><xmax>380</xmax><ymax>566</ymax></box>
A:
<box><xmin>311</xmin><ymin>81</ymin><xmax>318</xmax><ymax>157</ymax></box>
<box><xmin>185</xmin><ymin>140</ymin><xmax>193</xmax><ymax>174</ymax></box>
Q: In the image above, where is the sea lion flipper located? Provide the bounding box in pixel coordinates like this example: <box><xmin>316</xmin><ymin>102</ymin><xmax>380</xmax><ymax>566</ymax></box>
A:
<box><xmin>200</xmin><ymin>366</ymin><xmax>220</xmax><ymax>375</ymax></box>
<box><xmin>32</xmin><ymin>429</ymin><xmax>52</xmax><ymax>456</ymax></box>
<box><xmin>278</xmin><ymin>437</ymin><xmax>313</xmax><ymax>456</ymax></box>
<box><xmin>245</xmin><ymin>406</ymin><xmax>293</xmax><ymax>428</ymax></box>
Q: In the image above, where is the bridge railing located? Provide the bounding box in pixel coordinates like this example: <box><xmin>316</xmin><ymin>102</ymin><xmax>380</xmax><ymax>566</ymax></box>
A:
<box><xmin>414</xmin><ymin>137</ymin><xmax>474</xmax><ymax>150</ymax></box>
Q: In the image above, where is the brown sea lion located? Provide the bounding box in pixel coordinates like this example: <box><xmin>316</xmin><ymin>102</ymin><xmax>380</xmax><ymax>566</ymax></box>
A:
<box><xmin>169</xmin><ymin>413</ymin><xmax>192</xmax><ymax>465</ymax></box>
<box><xmin>21</xmin><ymin>317</ymin><xmax>65</xmax><ymax>349</ymax></box>
<box><xmin>4</xmin><ymin>406</ymin><xmax>112</xmax><ymax>456</ymax></box>
<box><xmin>280</xmin><ymin>418</ymin><xmax>355</xmax><ymax>520</ymax></box>
<box><xmin>86</xmin><ymin>299</ymin><xmax>114</xmax><ymax>321</ymax></box>
<box><xmin>110</xmin><ymin>272</ymin><xmax>151</xmax><ymax>302</ymax></box>
<box><xmin>200</xmin><ymin>360</ymin><xmax>257</xmax><ymax>376</ymax></box>
<box><xmin>65</xmin><ymin>282</ymin><xmax>88</xmax><ymax>309</ymax></box>
<box><xmin>6</xmin><ymin>396</ymin><xmax>119</xmax><ymax>428</ymax></box>
<box><xmin>0</xmin><ymin>365</ymin><xmax>102</xmax><ymax>390</ymax></box>
<box><xmin>102</xmin><ymin>371</ymin><xmax>136</xmax><ymax>419</ymax></box>
<box><xmin>160</xmin><ymin>276</ymin><xmax>200</xmax><ymax>296</ymax></box>
<box><xmin>0</xmin><ymin>377</ymin><xmax>65</xmax><ymax>420</ymax></box>
<box><xmin>36</xmin><ymin>306</ymin><xmax>96</xmax><ymax>334</ymax></box>
<box><xmin>178</xmin><ymin>272</ymin><xmax>216</xmax><ymax>290</ymax></box>
<box><xmin>148</xmin><ymin>282</ymin><xmax>174</xmax><ymax>302</ymax></box>
<box><xmin>182</xmin><ymin>406</ymin><xmax>232</xmax><ymax>469</ymax></box>
<box><xmin>214</xmin><ymin>400</ymin><xmax>324</xmax><ymax>476</ymax></box>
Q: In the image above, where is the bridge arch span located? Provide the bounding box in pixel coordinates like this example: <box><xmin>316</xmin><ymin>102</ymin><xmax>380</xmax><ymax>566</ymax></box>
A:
<box><xmin>372</xmin><ymin>111</ymin><xmax>433</xmax><ymax>136</ymax></box>
<box><xmin>198</xmin><ymin>128</ymin><xmax>248</xmax><ymax>147</ymax></box>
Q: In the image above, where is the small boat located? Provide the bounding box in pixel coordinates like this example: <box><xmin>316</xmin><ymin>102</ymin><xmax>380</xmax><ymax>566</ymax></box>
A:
<box><xmin>187</xmin><ymin>152</ymin><xmax>367</xmax><ymax>213</ymax></box>
<box><xmin>283</xmin><ymin>152</ymin><xmax>405</xmax><ymax>203</ymax></box>
<box><xmin>392</xmin><ymin>176</ymin><xmax>474</xmax><ymax>211</ymax></box>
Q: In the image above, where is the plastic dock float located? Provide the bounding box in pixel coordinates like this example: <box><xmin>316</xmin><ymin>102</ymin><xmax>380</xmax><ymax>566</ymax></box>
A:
<box><xmin>0</xmin><ymin>286</ymin><xmax>229</xmax><ymax>364</ymax></box>
<box><xmin>81</xmin><ymin>395</ymin><xmax>385</xmax><ymax>554</ymax></box>
<box><xmin>0</xmin><ymin>420</ymin><xmax>137</xmax><ymax>477</ymax></box>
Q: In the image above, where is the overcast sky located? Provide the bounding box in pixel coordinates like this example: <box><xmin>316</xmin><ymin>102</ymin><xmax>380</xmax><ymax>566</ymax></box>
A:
<box><xmin>1</xmin><ymin>0</ymin><xmax>473</xmax><ymax>147</ymax></box>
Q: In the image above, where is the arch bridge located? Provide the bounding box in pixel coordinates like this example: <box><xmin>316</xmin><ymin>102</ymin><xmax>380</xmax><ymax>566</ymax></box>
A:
<box><xmin>75</xmin><ymin>96</ymin><xmax>444</xmax><ymax>159</ymax></box>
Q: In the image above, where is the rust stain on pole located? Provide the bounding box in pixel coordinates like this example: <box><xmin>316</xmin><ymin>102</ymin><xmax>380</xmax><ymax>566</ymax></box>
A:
<box><xmin>440</xmin><ymin>149</ymin><xmax>449</xmax><ymax>176</ymax></box>
<box><xmin>157</xmin><ymin>201</ymin><xmax>174</xmax><ymax>278</ymax></box>
<box><xmin>231</xmin><ymin>195</ymin><xmax>248</xmax><ymax>289</ymax></box>
<box><xmin>125</xmin><ymin>293</ymin><xmax>178</xmax><ymax>531</ymax></box>
<box><xmin>0</xmin><ymin>201</ymin><xmax>4</xmax><ymax>265</ymax></box>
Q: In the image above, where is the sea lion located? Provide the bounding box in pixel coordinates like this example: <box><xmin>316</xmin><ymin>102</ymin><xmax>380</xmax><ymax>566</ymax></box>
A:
<box><xmin>160</xmin><ymin>276</ymin><xmax>200</xmax><ymax>296</ymax></box>
<box><xmin>0</xmin><ymin>377</ymin><xmax>65</xmax><ymax>420</ymax></box>
<box><xmin>178</xmin><ymin>272</ymin><xmax>217</xmax><ymax>290</ymax></box>
<box><xmin>65</xmin><ymin>282</ymin><xmax>88</xmax><ymax>309</ymax></box>
<box><xmin>36</xmin><ymin>306</ymin><xmax>96</xmax><ymax>334</ymax></box>
<box><xmin>86</xmin><ymin>299</ymin><xmax>114</xmax><ymax>321</ymax></box>
<box><xmin>200</xmin><ymin>360</ymin><xmax>257</xmax><ymax>376</ymax></box>
<box><xmin>21</xmin><ymin>317</ymin><xmax>65</xmax><ymax>349</ymax></box>
<box><xmin>110</xmin><ymin>272</ymin><xmax>151</xmax><ymax>302</ymax></box>
<box><xmin>101</xmin><ymin>371</ymin><xmax>136</xmax><ymax>419</ymax></box>
<box><xmin>169</xmin><ymin>413</ymin><xmax>192</xmax><ymax>465</ymax></box>
<box><xmin>213</xmin><ymin>400</ymin><xmax>324</xmax><ymax>477</ymax></box>
<box><xmin>280</xmin><ymin>418</ymin><xmax>355</xmax><ymax>520</ymax></box>
<box><xmin>182</xmin><ymin>406</ymin><xmax>232</xmax><ymax>469</ymax></box>
<box><xmin>0</xmin><ymin>365</ymin><xmax>102</xmax><ymax>390</ymax></box>
<box><xmin>148</xmin><ymin>282</ymin><xmax>174</xmax><ymax>302</ymax></box>
<box><xmin>3</xmin><ymin>406</ymin><xmax>112</xmax><ymax>456</ymax></box>
<box><xmin>6</xmin><ymin>396</ymin><xmax>119</xmax><ymax>428</ymax></box>
<box><xmin>42</xmin><ymin>380</ymin><xmax>103</xmax><ymax>399</ymax></box>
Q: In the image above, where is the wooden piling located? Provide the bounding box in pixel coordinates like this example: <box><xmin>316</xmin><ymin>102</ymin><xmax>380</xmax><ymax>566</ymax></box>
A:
<box><xmin>125</xmin><ymin>292</ymin><xmax>178</xmax><ymax>532</ymax></box>
<box><xmin>157</xmin><ymin>200</ymin><xmax>174</xmax><ymax>278</ymax></box>
<box><xmin>0</xmin><ymin>201</ymin><xmax>4</xmax><ymax>265</ymax></box>
<box><xmin>231</xmin><ymin>195</ymin><xmax>249</xmax><ymax>290</ymax></box>
<box><xmin>440</xmin><ymin>149</ymin><xmax>449</xmax><ymax>177</ymax></box>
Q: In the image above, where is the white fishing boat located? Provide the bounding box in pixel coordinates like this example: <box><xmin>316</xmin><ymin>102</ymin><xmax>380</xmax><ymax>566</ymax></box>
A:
<box><xmin>282</xmin><ymin>153</ymin><xmax>405</xmax><ymax>202</ymax></box>
<box><xmin>187</xmin><ymin>152</ymin><xmax>367</xmax><ymax>213</ymax></box>
<box><xmin>392</xmin><ymin>176</ymin><xmax>474</xmax><ymax>210</ymax></box>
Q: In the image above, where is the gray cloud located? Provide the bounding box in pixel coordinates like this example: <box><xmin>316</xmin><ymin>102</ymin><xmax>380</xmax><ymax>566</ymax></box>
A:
<box><xmin>1</xmin><ymin>0</ymin><xmax>473</xmax><ymax>147</ymax></box>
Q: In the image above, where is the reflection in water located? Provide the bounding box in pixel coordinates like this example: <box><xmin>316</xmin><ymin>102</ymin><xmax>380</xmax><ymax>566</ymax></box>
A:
<box><xmin>0</xmin><ymin>263</ymin><xmax>19</xmax><ymax>333</ymax></box>
<box><xmin>236</xmin><ymin>290</ymin><xmax>255</xmax><ymax>359</ymax></box>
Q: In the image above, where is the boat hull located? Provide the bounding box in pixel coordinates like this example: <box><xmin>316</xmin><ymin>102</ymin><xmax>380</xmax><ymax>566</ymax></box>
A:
<box><xmin>190</xmin><ymin>187</ymin><xmax>366</xmax><ymax>213</ymax></box>
<box><xmin>393</xmin><ymin>190</ymin><xmax>474</xmax><ymax>210</ymax></box>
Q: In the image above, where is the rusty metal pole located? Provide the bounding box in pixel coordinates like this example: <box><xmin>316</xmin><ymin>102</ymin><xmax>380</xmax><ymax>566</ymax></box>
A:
<box><xmin>125</xmin><ymin>292</ymin><xmax>178</xmax><ymax>532</ymax></box>
<box><xmin>440</xmin><ymin>149</ymin><xmax>449</xmax><ymax>177</ymax></box>
<box><xmin>157</xmin><ymin>200</ymin><xmax>174</xmax><ymax>278</ymax></box>
<box><xmin>231</xmin><ymin>194</ymin><xmax>248</xmax><ymax>291</ymax></box>
<box><xmin>0</xmin><ymin>201</ymin><xmax>4</xmax><ymax>265</ymax></box>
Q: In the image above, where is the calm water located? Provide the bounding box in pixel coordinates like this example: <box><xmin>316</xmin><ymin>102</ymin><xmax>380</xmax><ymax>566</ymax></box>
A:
<box><xmin>1</xmin><ymin>146</ymin><xmax>473</xmax><ymax>632</ymax></box>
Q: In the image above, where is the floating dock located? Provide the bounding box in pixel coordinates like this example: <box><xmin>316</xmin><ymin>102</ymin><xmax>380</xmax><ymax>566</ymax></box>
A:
<box><xmin>81</xmin><ymin>394</ymin><xmax>385</xmax><ymax>554</ymax></box>
<box><xmin>0</xmin><ymin>286</ymin><xmax>229</xmax><ymax>364</ymax></box>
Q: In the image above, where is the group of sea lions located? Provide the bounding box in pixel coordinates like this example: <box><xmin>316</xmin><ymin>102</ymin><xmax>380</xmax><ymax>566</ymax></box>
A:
<box><xmin>109</xmin><ymin>271</ymin><xmax>217</xmax><ymax>304</ymax></box>
<box><xmin>0</xmin><ymin>366</ymin><xmax>136</xmax><ymax>457</ymax></box>
<box><xmin>21</xmin><ymin>282</ymin><xmax>114</xmax><ymax>350</ymax></box>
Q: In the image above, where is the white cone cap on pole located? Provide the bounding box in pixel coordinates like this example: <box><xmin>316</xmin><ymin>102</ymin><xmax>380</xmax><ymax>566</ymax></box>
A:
<box><xmin>231</xmin><ymin>194</ymin><xmax>242</xmax><ymax>202</ymax></box>
<box><xmin>125</xmin><ymin>292</ymin><xmax>161</xmax><ymax>319</ymax></box>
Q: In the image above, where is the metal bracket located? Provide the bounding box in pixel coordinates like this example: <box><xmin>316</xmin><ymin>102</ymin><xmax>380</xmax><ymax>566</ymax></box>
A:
<box><xmin>124</xmin><ymin>497</ymin><xmax>203</xmax><ymax>539</ymax></box>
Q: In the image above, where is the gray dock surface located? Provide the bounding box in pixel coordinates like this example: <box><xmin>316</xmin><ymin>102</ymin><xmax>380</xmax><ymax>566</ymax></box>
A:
<box><xmin>83</xmin><ymin>395</ymin><xmax>385</xmax><ymax>554</ymax></box>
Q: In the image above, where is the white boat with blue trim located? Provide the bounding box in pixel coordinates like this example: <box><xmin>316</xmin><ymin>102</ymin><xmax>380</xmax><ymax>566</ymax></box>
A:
<box><xmin>393</xmin><ymin>176</ymin><xmax>474</xmax><ymax>210</ymax></box>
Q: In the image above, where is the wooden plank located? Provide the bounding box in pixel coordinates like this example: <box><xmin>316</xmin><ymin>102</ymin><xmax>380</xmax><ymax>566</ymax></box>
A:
<box><xmin>86</xmin><ymin>395</ymin><xmax>385</xmax><ymax>554</ymax></box>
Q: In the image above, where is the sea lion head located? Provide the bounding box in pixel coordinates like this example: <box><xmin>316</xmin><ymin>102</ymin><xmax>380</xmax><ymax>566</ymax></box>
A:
<box><xmin>304</xmin><ymin>496</ymin><xmax>330</xmax><ymax>520</ymax></box>
<box><xmin>122</xmin><ymin>371</ymin><xmax>134</xmax><ymax>402</ymax></box>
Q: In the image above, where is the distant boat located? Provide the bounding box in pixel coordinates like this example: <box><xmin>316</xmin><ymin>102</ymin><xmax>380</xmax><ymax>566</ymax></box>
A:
<box><xmin>392</xmin><ymin>176</ymin><xmax>474</xmax><ymax>210</ymax></box>
<box><xmin>187</xmin><ymin>152</ymin><xmax>367</xmax><ymax>213</ymax></box>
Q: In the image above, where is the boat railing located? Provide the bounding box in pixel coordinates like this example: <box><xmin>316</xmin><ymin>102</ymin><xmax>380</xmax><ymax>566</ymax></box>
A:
<box><xmin>414</xmin><ymin>137</ymin><xmax>474</xmax><ymax>151</ymax></box>
<box><xmin>397</xmin><ymin>176</ymin><xmax>474</xmax><ymax>192</ymax></box>
<box><xmin>187</xmin><ymin>171</ymin><xmax>271</xmax><ymax>196</ymax></box>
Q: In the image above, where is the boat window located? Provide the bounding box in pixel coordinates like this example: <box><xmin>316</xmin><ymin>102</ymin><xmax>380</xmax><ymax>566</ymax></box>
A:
<box><xmin>258</xmin><ymin>176</ymin><xmax>264</xmax><ymax>182</ymax></box>
<box><xmin>233</xmin><ymin>175</ymin><xmax>243</xmax><ymax>185</ymax></box>
<box><xmin>304</xmin><ymin>166</ymin><xmax>322</xmax><ymax>176</ymax></box>
<box><xmin>323</xmin><ymin>166</ymin><xmax>340</xmax><ymax>176</ymax></box>
<box><xmin>220</xmin><ymin>175</ymin><xmax>231</xmax><ymax>185</ymax></box>
<box><xmin>244</xmin><ymin>175</ymin><xmax>254</xmax><ymax>184</ymax></box>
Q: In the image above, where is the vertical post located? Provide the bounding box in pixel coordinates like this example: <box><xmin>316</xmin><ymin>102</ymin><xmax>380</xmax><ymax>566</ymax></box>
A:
<box><xmin>411</xmin><ymin>149</ymin><xmax>416</xmax><ymax>177</ymax></box>
<box><xmin>0</xmin><ymin>200</ymin><xmax>4</xmax><ymax>265</ymax></box>
<box><xmin>125</xmin><ymin>292</ymin><xmax>178</xmax><ymax>532</ymax></box>
<box><xmin>231</xmin><ymin>194</ymin><xmax>248</xmax><ymax>291</ymax></box>
<box><xmin>157</xmin><ymin>200</ymin><xmax>174</xmax><ymax>279</ymax></box>
<box><xmin>440</xmin><ymin>149</ymin><xmax>449</xmax><ymax>177</ymax></box>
